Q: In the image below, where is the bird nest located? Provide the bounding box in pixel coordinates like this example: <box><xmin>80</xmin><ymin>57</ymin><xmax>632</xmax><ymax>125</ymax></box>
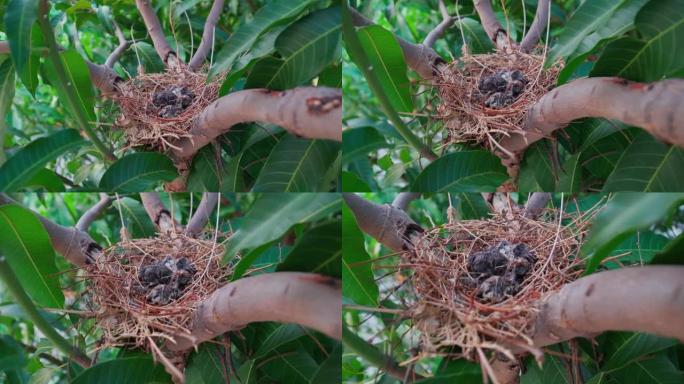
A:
<box><xmin>113</xmin><ymin>66</ymin><xmax>223</xmax><ymax>152</ymax></box>
<box><xmin>435</xmin><ymin>51</ymin><xmax>561</xmax><ymax>155</ymax></box>
<box><xmin>83</xmin><ymin>232</ymin><xmax>229</xmax><ymax>374</ymax></box>
<box><xmin>402</xmin><ymin>208</ymin><xmax>590</xmax><ymax>365</ymax></box>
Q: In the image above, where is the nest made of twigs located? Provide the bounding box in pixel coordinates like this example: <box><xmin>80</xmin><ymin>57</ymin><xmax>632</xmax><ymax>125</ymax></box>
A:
<box><xmin>435</xmin><ymin>51</ymin><xmax>561</xmax><ymax>154</ymax></box>
<box><xmin>83</xmin><ymin>232</ymin><xmax>229</xmax><ymax>366</ymax></box>
<box><xmin>113</xmin><ymin>65</ymin><xmax>223</xmax><ymax>152</ymax></box>
<box><xmin>402</xmin><ymin>208</ymin><xmax>591</xmax><ymax>364</ymax></box>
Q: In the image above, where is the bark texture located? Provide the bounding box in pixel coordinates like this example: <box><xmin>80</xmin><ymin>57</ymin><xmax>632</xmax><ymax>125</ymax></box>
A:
<box><xmin>185</xmin><ymin>192</ymin><xmax>218</xmax><ymax>237</ymax></box>
<box><xmin>135</xmin><ymin>0</ymin><xmax>177</xmax><ymax>66</ymax></box>
<box><xmin>499</xmin><ymin>77</ymin><xmax>684</xmax><ymax>161</ymax></box>
<box><xmin>140</xmin><ymin>193</ymin><xmax>178</xmax><ymax>233</ymax></box>
<box><xmin>75</xmin><ymin>194</ymin><xmax>113</xmax><ymax>232</ymax></box>
<box><xmin>520</xmin><ymin>0</ymin><xmax>550</xmax><ymax>52</ymax></box>
<box><xmin>522</xmin><ymin>193</ymin><xmax>550</xmax><ymax>219</ymax></box>
<box><xmin>474</xmin><ymin>0</ymin><xmax>511</xmax><ymax>50</ymax></box>
<box><xmin>168</xmin><ymin>272</ymin><xmax>342</xmax><ymax>351</ymax></box>
<box><xmin>392</xmin><ymin>192</ymin><xmax>420</xmax><ymax>211</ymax></box>
<box><xmin>172</xmin><ymin>87</ymin><xmax>342</xmax><ymax>161</ymax></box>
<box><xmin>188</xmin><ymin>0</ymin><xmax>224</xmax><ymax>70</ymax></box>
<box><xmin>104</xmin><ymin>21</ymin><xmax>130</xmax><ymax>69</ymax></box>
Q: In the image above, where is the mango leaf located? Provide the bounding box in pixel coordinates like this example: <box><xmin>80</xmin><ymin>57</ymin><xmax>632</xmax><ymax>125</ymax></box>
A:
<box><xmin>411</xmin><ymin>150</ymin><xmax>508</xmax><ymax>192</ymax></box>
<box><xmin>71</xmin><ymin>357</ymin><xmax>171</xmax><ymax>384</ymax></box>
<box><xmin>0</xmin><ymin>58</ymin><xmax>16</xmax><ymax>164</ymax></box>
<box><xmin>591</xmin><ymin>0</ymin><xmax>684</xmax><ymax>81</ymax></box>
<box><xmin>98</xmin><ymin>152</ymin><xmax>178</xmax><ymax>192</ymax></box>
<box><xmin>277</xmin><ymin>220</ymin><xmax>341</xmax><ymax>277</ymax></box>
<box><xmin>602</xmin><ymin>133</ymin><xmax>684</xmax><ymax>192</ymax></box>
<box><xmin>244</xmin><ymin>6</ymin><xmax>340</xmax><ymax>90</ymax></box>
<box><xmin>342</xmin><ymin>126</ymin><xmax>388</xmax><ymax>164</ymax></box>
<box><xmin>224</xmin><ymin>193</ymin><xmax>340</xmax><ymax>261</ymax></box>
<box><xmin>259</xmin><ymin>349</ymin><xmax>317</xmax><ymax>384</ymax></box>
<box><xmin>548</xmin><ymin>0</ymin><xmax>629</xmax><ymax>62</ymax></box>
<box><xmin>608</xmin><ymin>232</ymin><xmax>670</xmax><ymax>265</ymax></box>
<box><xmin>253</xmin><ymin>323</ymin><xmax>306</xmax><ymax>359</ymax></box>
<box><xmin>230</xmin><ymin>241</ymin><xmax>278</xmax><ymax>281</ymax></box>
<box><xmin>252</xmin><ymin>137</ymin><xmax>341</xmax><ymax>192</ymax></box>
<box><xmin>582</xmin><ymin>193</ymin><xmax>684</xmax><ymax>273</ymax></box>
<box><xmin>415</xmin><ymin>359</ymin><xmax>481</xmax><ymax>383</ymax></box>
<box><xmin>651</xmin><ymin>233</ymin><xmax>684</xmax><ymax>265</ymax></box>
<box><xmin>113</xmin><ymin>197</ymin><xmax>156</xmax><ymax>238</ymax></box>
<box><xmin>341</xmin><ymin>171</ymin><xmax>372</xmax><ymax>192</ymax></box>
<box><xmin>43</xmin><ymin>49</ymin><xmax>96</xmax><ymax>122</ymax></box>
<box><xmin>457</xmin><ymin>193</ymin><xmax>490</xmax><ymax>220</ymax></box>
<box><xmin>356</xmin><ymin>25</ymin><xmax>413</xmax><ymax>113</ymax></box>
<box><xmin>0</xmin><ymin>129</ymin><xmax>85</xmax><ymax>192</ymax></box>
<box><xmin>317</xmin><ymin>62</ymin><xmax>341</xmax><ymax>88</ymax></box>
<box><xmin>0</xmin><ymin>204</ymin><xmax>64</xmax><ymax>308</ymax></box>
<box><xmin>184</xmin><ymin>344</ymin><xmax>228</xmax><ymax>384</ymax></box>
<box><xmin>209</xmin><ymin>0</ymin><xmax>316</xmax><ymax>78</ymax></box>
<box><xmin>454</xmin><ymin>18</ymin><xmax>494</xmax><ymax>54</ymax></box>
<box><xmin>310</xmin><ymin>343</ymin><xmax>341</xmax><ymax>383</ymax></box>
<box><xmin>558</xmin><ymin>153</ymin><xmax>581</xmax><ymax>192</ymax></box>
<box><xmin>23</xmin><ymin>168</ymin><xmax>65</xmax><ymax>191</ymax></box>
<box><xmin>521</xmin><ymin>352</ymin><xmax>570</xmax><ymax>384</ymax></box>
<box><xmin>235</xmin><ymin>360</ymin><xmax>256</xmax><ymax>384</ymax></box>
<box><xmin>341</xmin><ymin>203</ymin><xmax>378</xmax><ymax>306</ymax></box>
<box><xmin>610</xmin><ymin>355</ymin><xmax>681</xmax><ymax>384</ymax></box>
<box><xmin>602</xmin><ymin>332</ymin><xmax>679</xmax><ymax>371</ymax></box>
<box><xmin>518</xmin><ymin>141</ymin><xmax>556</xmax><ymax>192</ymax></box>
<box><xmin>0</xmin><ymin>335</ymin><xmax>26</xmax><ymax>371</ymax></box>
<box><xmin>4</xmin><ymin>0</ymin><xmax>39</xmax><ymax>93</ymax></box>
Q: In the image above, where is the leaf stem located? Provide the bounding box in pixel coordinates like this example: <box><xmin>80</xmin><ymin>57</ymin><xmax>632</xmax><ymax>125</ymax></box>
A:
<box><xmin>0</xmin><ymin>256</ymin><xmax>91</xmax><ymax>367</ymax></box>
<box><xmin>37</xmin><ymin>0</ymin><xmax>115</xmax><ymax>162</ymax></box>
<box><xmin>342</xmin><ymin>3</ymin><xmax>437</xmax><ymax>161</ymax></box>
<box><xmin>342</xmin><ymin>326</ymin><xmax>414</xmax><ymax>381</ymax></box>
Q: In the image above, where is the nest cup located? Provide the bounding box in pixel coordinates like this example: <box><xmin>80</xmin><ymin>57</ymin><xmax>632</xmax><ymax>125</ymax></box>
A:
<box><xmin>435</xmin><ymin>51</ymin><xmax>561</xmax><ymax>153</ymax></box>
<box><xmin>113</xmin><ymin>66</ymin><xmax>223</xmax><ymax>152</ymax></box>
<box><xmin>403</xmin><ymin>209</ymin><xmax>590</xmax><ymax>362</ymax></box>
<box><xmin>84</xmin><ymin>232</ymin><xmax>230</xmax><ymax>359</ymax></box>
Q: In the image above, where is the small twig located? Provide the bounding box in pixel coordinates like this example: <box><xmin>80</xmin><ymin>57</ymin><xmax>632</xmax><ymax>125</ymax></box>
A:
<box><xmin>75</xmin><ymin>194</ymin><xmax>113</xmax><ymax>232</ymax></box>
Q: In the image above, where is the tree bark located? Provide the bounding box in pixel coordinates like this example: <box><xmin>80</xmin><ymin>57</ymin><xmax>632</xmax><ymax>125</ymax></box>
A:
<box><xmin>498</xmin><ymin>77</ymin><xmax>684</xmax><ymax>163</ymax></box>
<box><xmin>135</xmin><ymin>0</ymin><xmax>178</xmax><ymax>67</ymax></box>
<box><xmin>185</xmin><ymin>192</ymin><xmax>218</xmax><ymax>237</ymax></box>
<box><xmin>188</xmin><ymin>0</ymin><xmax>224</xmax><ymax>71</ymax></box>
<box><xmin>140</xmin><ymin>193</ymin><xmax>178</xmax><ymax>234</ymax></box>
<box><xmin>392</xmin><ymin>192</ymin><xmax>420</xmax><ymax>211</ymax></box>
<box><xmin>474</xmin><ymin>0</ymin><xmax>511</xmax><ymax>50</ymax></box>
<box><xmin>171</xmin><ymin>87</ymin><xmax>342</xmax><ymax>161</ymax></box>
<box><xmin>75</xmin><ymin>194</ymin><xmax>113</xmax><ymax>232</ymax></box>
<box><xmin>167</xmin><ymin>272</ymin><xmax>342</xmax><ymax>351</ymax></box>
<box><xmin>104</xmin><ymin>20</ymin><xmax>130</xmax><ymax>69</ymax></box>
<box><xmin>520</xmin><ymin>0</ymin><xmax>550</xmax><ymax>53</ymax></box>
<box><xmin>522</xmin><ymin>192</ymin><xmax>550</xmax><ymax>219</ymax></box>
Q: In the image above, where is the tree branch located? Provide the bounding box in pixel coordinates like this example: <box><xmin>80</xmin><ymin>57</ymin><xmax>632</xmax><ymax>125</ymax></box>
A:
<box><xmin>523</xmin><ymin>193</ymin><xmax>550</xmax><ymax>219</ymax></box>
<box><xmin>423</xmin><ymin>0</ymin><xmax>458</xmax><ymax>48</ymax></box>
<box><xmin>474</xmin><ymin>0</ymin><xmax>511</xmax><ymax>50</ymax></box>
<box><xmin>349</xmin><ymin>6</ymin><xmax>445</xmax><ymax>80</ymax></box>
<box><xmin>343</xmin><ymin>193</ymin><xmax>423</xmax><ymax>253</ymax></box>
<box><xmin>171</xmin><ymin>87</ymin><xmax>342</xmax><ymax>161</ymax></box>
<box><xmin>497</xmin><ymin>77</ymin><xmax>684</xmax><ymax>166</ymax></box>
<box><xmin>531</xmin><ymin>266</ymin><xmax>684</xmax><ymax>348</ymax></box>
<box><xmin>185</xmin><ymin>192</ymin><xmax>218</xmax><ymax>237</ymax></box>
<box><xmin>104</xmin><ymin>20</ymin><xmax>131</xmax><ymax>69</ymax></box>
<box><xmin>167</xmin><ymin>272</ymin><xmax>341</xmax><ymax>351</ymax></box>
<box><xmin>520</xmin><ymin>0</ymin><xmax>550</xmax><ymax>53</ymax></box>
<box><xmin>392</xmin><ymin>192</ymin><xmax>420</xmax><ymax>211</ymax></box>
<box><xmin>188</xmin><ymin>0</ymin><xmax>224</xmax><ymax>71</ymax></box>
<box><xmin>0</xmin><ymin>194</ymin><xmax>102</xmax><ymax>266</ymax></box>
<box><xmin>135</xmin><ymin>0</ymin><xmax>178</xmax><ymax>67</ymax></box>
<box><xmin>75</xmin><ymin>194</ymin><xmax>113</xmax><ymax>232</ymax></box>
<box><xmin>140</xmin><ymin>193</ymin><xmax>178</xmax><ymax>234</ymax></box>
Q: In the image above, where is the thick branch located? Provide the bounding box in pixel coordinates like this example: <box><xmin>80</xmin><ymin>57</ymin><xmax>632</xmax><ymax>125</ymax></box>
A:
<box><xmin>75</xmin><ymin>194</ymin><xmax>113</xmax><ymax>232</ymax></box>
<box><xmin>498</xmin><ymin>77</ymin><xmax>684</xmax><ymax>162</ymax></box>
<box><xmin>474</xmin><ymin>0</ymin><xmax>510</xmax><ymax>50</ymax></box>
<box><xmin>172</xmin><ymin>87</ymin><xmax>341</xmax><ymax>161</ymax></box>
<box><xmin>140</xmin><ymin>193</ymin><xmax>178</xmax><ymax>233</ymax></box>
<box><xmin>0</xmin><ymin>194</ymin><xmax>101</xmax><ymax>266</ymax></box>
<box><xmin>523</xmin><ymin>193</ymin><xmax>550</xmax><ymax>219</ymax></box>
<box><xmin>104</xmin><ymin>21</ymin><xmax>130</xmax><ymax>69</ymax></box>
<box><xmin>185</xmin><ymin>192</ymin><xmax>218</xmax><ymax>237</ymax></box>
<box><xmin>392</xmin><ymin>192</ymin><xmax>420</xmax><ymax>211</ymax></box>
<box><xmin>167</xmin><ymin>272</ymin><xmax>341</xmax><ymax>351</ymax></box>
<box><xmin>349</xmin><ymin>7</ymin><xmax>445</xmax><ymax>79</ymax></box>
<box><xmin>135</xmin><ymin>0</ymin><xmax>178</xmax><ymax>67</ymax></box>
<box><xmin>531</xmin><ymin>266</ymin><xmax>684</xmax><ymax>348</ymax></box>
<box><xmin>423</xmin><ymin>0</ymin><xmax>458</xmax><ymax>48</ymax></box>
<box><xmin>520</xmin><ymin>0</ymin><xmax>550</xmax><ymax>52</ymax></box>
<box><xmin>343</xmin><ymin>193</ymin><xmax>423</xmax><ymax>253</ymax></box>
<box><xmin>188</xmin><ymin>0</ymin><xmax>224</xmax><ymax>71</ymax></box>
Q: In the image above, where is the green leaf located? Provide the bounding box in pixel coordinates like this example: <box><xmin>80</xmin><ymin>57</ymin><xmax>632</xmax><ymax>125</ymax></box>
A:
<box><xmin>0</xmin><ymin>58</ymin><xmax>16</xmax><ymax>165</ymax></box>
<box><xmin>209</xmin><ymin>0</ymin><xmax>316</xmax><ymax>78</ymax></box>
<box><xmin>454</xmin><ymin>18</ymin><xmax>494</xmax><ymax>54</ymax></box>
<box><xmin>277</xmin><ymin>220</ymin><xmax>341</xmax><ymax>277</ymax></box>
<box><xmin>341</xmin><ymin>171</ymin><xmax>372</xmax><ymax>192</ymax></box>
<box><xmin>591</xmin><ymin>0</ymin><xmax>684</xmax><ymax>81</ymax></box>
<box><xmin>411</xmin><ymin>150</ymin><xmax>508</xmax><ymax>192</ymax></box>
<box><xmin>259</xmin><ymin>349</ymin><xmax>317</xmax><ymax>384</ymax></box>
<box><xmin>603</xmin><ymin>332</ymin><xmax>679</xmax><ymax>371</ymax></box>
<box><xmin>253</xmin><ymin>323</ymin><xmax>306</xmax><ymax>358</ymax></box>
<box><xmin>310</xmin><ymin>343</ymin><xmax>341</xmax><ymax>383</ymax></box>
<box><xmin>0</xmin><ymin>205</ymin><xmax>64</xmax><ymax>308</ymax></box>
<box><xmin>224</xmin><ymin>193</ymin><xmax>340</xmax><ymax>261</ymax></box>
<box><xmin>651</xmin><ymin>233</ymin><xmax>684</xmax><ymax>265</ymax></box>
<box><xmin>519</xmin><ymin>141</ymin><xmax>556</xmax><ymax>192</ymax></box>
<box><xmin>415</xmin><ymin>358</ymin><xmax>481</xmax><ymax>383</ymax></box>
<box><xmin>342</xmin><ymin>126</ymin><xmax>388</xmax><ymax>164</ymax></box>
<box><xmin>0</xmin><ymin>129</ymin><xmax>85</xmax><ymax>192</ymax></box>
<box><xmin>602</xmin><ymin>133</ymin><xmax>684</xmax><ymax>192</ymax></box>
<box><xmin>317</xmin><ymin>62</ymin><xmax>341</xmax><ymax>88</ymax></box>
<box><xmin>582</xmin><ymin>193</ymin><xmax>684</xmax><ymax>273</ymax></box>
<box><xmin>252</xmin><ymin>136</ymin><xmax>341</xmax><ymax>192</ymax></box>
<box><xmin>235</xmin><ymin>360</ymin><xmax>256</xmax><ymax>384</ymax></box>
<box><xmin>610</xmin><ymin>355</ymin><xmax>682</xmax><ymax>384</ymax></box>
<box><xmin>98</xmin><ymin>152</ymin><xmax>178</xmax><ymax>192</ymax></box>
<box><xmin>244</xmin><ymin>6</ymin><xmax>341</xmax><ymax>90</ymax></box>
<box><xmin>608</xmin><ymin>232</ymin><xmax>670</xmax><ymax>265</ymax></box>
<box><xmin>23</xmin><ymin>168</ymin><xmax>66</xmax><ymax>192</ymax></box>
<box><xmin>356</xmin><ymin>25</ymin><xmax>413</xmax><ymax>113</ymax></box>
<box><xmin>43</xmin><ymin>50</ymin><xmax>96</xmax><ymax>122</ymax></box>
<box><xmin>113</xmin><ymin>197</ymin><xmax>156</xmax><ymax>238</ymax></box>
<box><xmin>184</xmin><ymin>344</ymin><xmax>228</xmax><ymax>384</ymax></box>
<box><xmin>230</xmin><ymin>241</ymin><xmax>278</xmax><ymax>281</ymax></box>
<box><xmin>521</xmin><ymin>352</ymin><xmax>570</xmax><ymax>384</ymax></box>
<box><xmin>548</xmin><ymin>0</ymin><xmax>630</xmax><ymax>62</ymax></box>
<box><xmin>341</xmin><ymin>203</ymin><xmax>378</xmax><ymax>306</ymax></box>
<box><xmin>71</xmin><ymin>357</ymin><xmax>171</xmax><ymax>384</ymax></box>
<box><xmin>457</xmin><ymin>193</ymin><xmax>490</xmax><ymax>220</ymax></box>
<box><xmin>4</xmin><ymin>0</ymin><xmax>39</xmax><ymax>92</ymax></box>
<box><xmin>558</xmin><ymin>153</ymin><xmax>581</xmax><ymax>192</ymax></box>
<box><xmin>0</xmin><ymin>335</ymin><xmax>26</xmax><ymax>371</ymax></box>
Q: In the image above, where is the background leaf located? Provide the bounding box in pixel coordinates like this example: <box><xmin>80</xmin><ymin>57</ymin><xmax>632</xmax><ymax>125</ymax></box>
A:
<box><xmin>277</xmin><ymin>220</ymin><xmax>341</xmax><ymax>277</ymax></box>
<box><xmin>4</xmin><ymin>0</ymin><xmax>39</xmax><ymax>93</ymax></box>
<box><xmin>341</xmin><ymin>203</ymin><xmax>378</xmax><ymax>306</ymax></box>
<box><xmin>71</xmin><ymin>357</ymin><xmax>171</xmax><ymax>384</ymax></box>
<box><xmin>98</xmin><ymin>152</ymin><xmax>178</xmax><ymax>192</ymax></box>
<box><xmin>411</xmin><ymin>151</ymin><xmax>508</xmax><ymax>192</ymax></box>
